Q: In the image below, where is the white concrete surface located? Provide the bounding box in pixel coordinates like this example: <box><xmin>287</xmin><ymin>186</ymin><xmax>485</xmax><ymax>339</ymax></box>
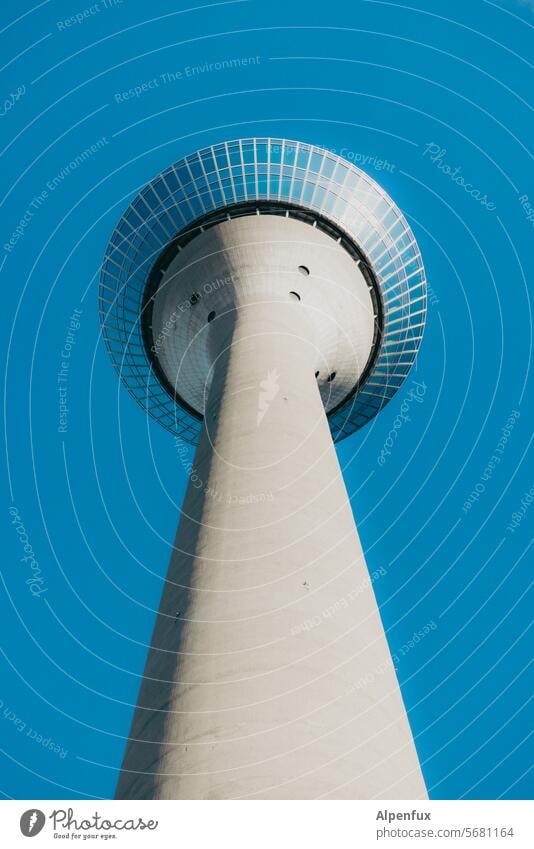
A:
<box><xmin>116</xmin><ymin>217</ymin><xmax>427</xmax><ymax>800</ymax></box>
<box><xmin>150</xmin><ymin>214</ymin><xmax>376</xmax><ymax>415</ymax></box>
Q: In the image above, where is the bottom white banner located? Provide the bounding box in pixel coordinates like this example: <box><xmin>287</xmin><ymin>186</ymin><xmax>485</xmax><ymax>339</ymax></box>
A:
<box><xmin>2</xmin><ymin>799</ymin><xmax>532</xmax><ymax>848</ymax></box>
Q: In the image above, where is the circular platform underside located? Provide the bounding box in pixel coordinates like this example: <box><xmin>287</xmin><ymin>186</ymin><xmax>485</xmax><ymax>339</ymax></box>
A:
<box><xmin>147</xmin><ymin>213</ymin><xmax>377</xmax><ymax>421</ymax></box>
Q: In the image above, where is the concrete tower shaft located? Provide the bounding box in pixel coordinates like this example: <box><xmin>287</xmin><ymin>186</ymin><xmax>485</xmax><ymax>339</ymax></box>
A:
<box><xmin>115</xmin><ymin>217</ymin><xmax>428</xmax><ymax>800</ymax></box>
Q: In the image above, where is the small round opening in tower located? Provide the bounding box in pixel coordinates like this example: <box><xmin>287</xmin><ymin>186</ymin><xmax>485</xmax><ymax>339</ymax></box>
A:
<box><xmin>289</xmin><ymin>291</ymin><xmax>301</xmax><ymax>301</ymax></box>
<box><xmin>207</xmin><ymin>311</ymin><xmax>216</xmax><ymax>323</ymax></box>
<box><xmin>298</xmin><ymin>265</ymin><xmax>310</xmax><ymax>276</ymax></box>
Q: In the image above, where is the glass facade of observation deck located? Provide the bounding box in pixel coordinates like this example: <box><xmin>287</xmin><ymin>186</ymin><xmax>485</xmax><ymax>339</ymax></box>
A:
<box><xmin>100</xmin><ymin>138</ymin><xmax>426</xmax><ymax>444</ymax></box>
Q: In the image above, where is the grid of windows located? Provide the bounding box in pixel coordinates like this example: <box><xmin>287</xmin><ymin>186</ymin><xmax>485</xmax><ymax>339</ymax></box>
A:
<box><xmin>99</xmin><ymin>138</ymin><xmax>426</xmax><ymax>444</ymax></box>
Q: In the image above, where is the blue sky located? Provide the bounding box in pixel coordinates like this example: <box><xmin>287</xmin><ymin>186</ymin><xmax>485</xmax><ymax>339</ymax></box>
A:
<box><xmin>1</xmin><ymin>0</ymin><xmax>532</xmax><ymax>800</ymax></box>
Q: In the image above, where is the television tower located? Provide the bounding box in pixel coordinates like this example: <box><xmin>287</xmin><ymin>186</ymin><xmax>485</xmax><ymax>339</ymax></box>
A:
<box><xmin>100</xmin><ymin>138</ymin><xmax>427</xmax><ymax>800</ymax></box>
